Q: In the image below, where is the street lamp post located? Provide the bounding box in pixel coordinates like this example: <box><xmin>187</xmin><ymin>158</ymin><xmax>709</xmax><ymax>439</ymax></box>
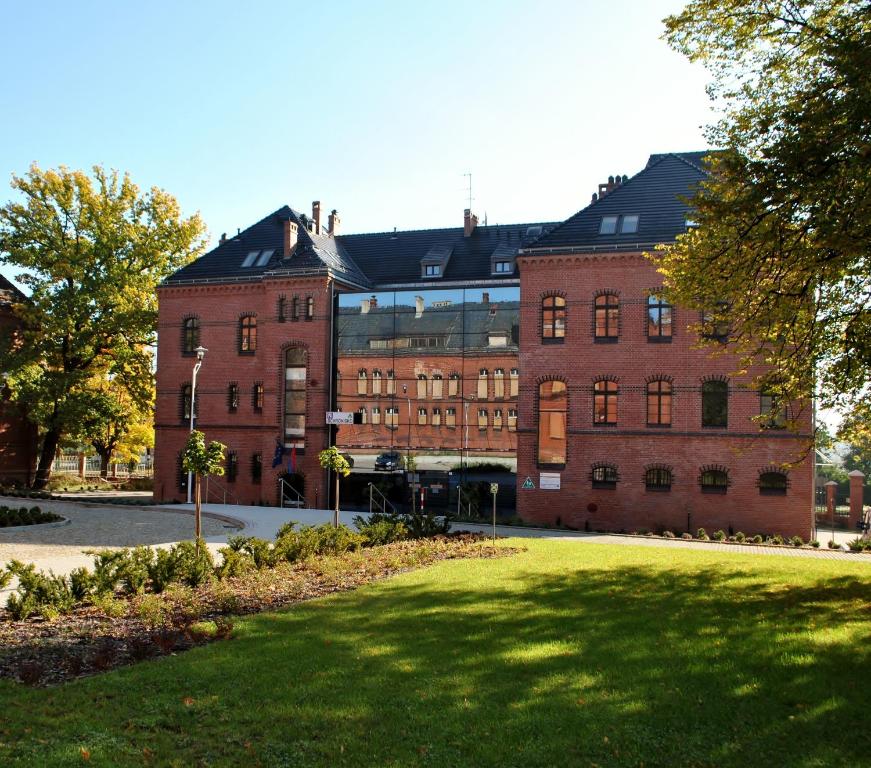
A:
<box><xmin>186</xmin><ymin>346</ymin><xmax>207</xmax><ymax>504</ymax></box>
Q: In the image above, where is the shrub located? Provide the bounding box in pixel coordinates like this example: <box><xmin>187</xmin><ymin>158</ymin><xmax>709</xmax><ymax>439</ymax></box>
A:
<box><xmin>696</xmin><ymin>528</ymin><xmax>710</xmax><ymax>541</ymax></box>
<box><xmin>88</xmin><ymin>550</ymin><xmax>126</xmax><ymax>596</ymax></box>
<box><xmin>712</xmin><ymin>530</ymin><xmax>727</xmax><ymax>541</ymax></box>
<box><xmin>215</xmin><ymin>546</ymin><xmax>255</xmax><ymax>580</ymax></box>
<box><xmin>3</xmin><ymin>560</ymin><xmax>76</xmax><ymax>620</ymax></box>
<box><xmin>352</xmin><ymin>514</ymin><xmax>409</xmax><ymax>546</ymax></box>
<box><xmin>403</xmin><ymin>511</ymin><xmax>450</xmax><ymax>539</ymax></box>
<box><xmin>136</xmin><ymin>594</ymin><xmax>171</xmax><ymax>630</ymax></box>
<box><xmin>734</xmin><ymin>531</ymin><xmax>746</xmax><ymax>543</ymax></box>
<box><xmin>789</xmin><ymin>535</ymin><xmax>804</xmax><ymax>547</ymax></box>
<box><xmin>828</xmin><ymin>540</ymin><xmax>839</xmax><ymax>549</ymax></box>
<box><xmin>117</xmin><ymin>547</ymin><xmax>154</xmax><ymax>594</ymax></box>
<box><xmin>661</xmin><ymin>530</ymin><xmax>676</xmax><ymax>538</ymax></box>
<box><xmin>681</xmin><ymin>532</ymin><xmax>693</xmax><ymax>540</ymax></box>
<box><xmin>69</xmin><ymin>567</ymin><xmax>94</xmax><ymax>601</ymax></box>
<box><xmin>769</xmin><ymin>535</ymin><xmax>785</xmax><ymax>546</ymax></box>
<box><xmin>810</xmin><ymin>540</ymin><xmax>820</xmax><ymax>548</ymax></box>
<box><xmin>147</xmin><ymin>540</ymin><xmax>214</xmax><ymax>592</ymax></box>
<box><xmin>847</xmin><ymin>537</ymin><xmax>871</xmax><ymax>552</ymax></box>
<box><xmin>751</xmin><ymin>534</ymin><xmax>764</xmax><ymax>544</ymax></box>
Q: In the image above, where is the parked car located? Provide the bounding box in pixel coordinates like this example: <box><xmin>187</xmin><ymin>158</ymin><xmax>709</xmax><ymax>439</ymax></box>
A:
<box><xmin>340</xmin><ymin>452</ymin><xmax>355</xmax><ymax>468</ymax></box>
<box><xmin>374</xmin><ymin>451</ymin><xmax>402</xmax><ymax>471</ymax></box>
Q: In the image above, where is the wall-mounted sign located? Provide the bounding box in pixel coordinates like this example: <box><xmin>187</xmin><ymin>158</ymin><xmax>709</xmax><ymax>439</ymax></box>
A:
<box><xmin>521</xmin><ymin>476</ymin><xmax>535</xmax><ymax>490</ymax></box>
<box><xmin>325</xmin><ymin>411</ymin><xmax>354</xmax><ymax>425</ymax></box>
<box><xmin>540</xmin><ymin>473</ymin><xmax>561</xmax><ymax>490</ymax></box>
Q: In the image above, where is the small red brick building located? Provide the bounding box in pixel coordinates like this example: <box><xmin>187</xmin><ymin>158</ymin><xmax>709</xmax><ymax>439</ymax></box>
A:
<box><xmin>0</xmin><ymin>275</ymin><xmax>37</xmax><ymax>485</ymax></box>
<box><xmin>154</xmin><ymin>153</ymin><xmax>813</xmax><ymax>537</ymax></box>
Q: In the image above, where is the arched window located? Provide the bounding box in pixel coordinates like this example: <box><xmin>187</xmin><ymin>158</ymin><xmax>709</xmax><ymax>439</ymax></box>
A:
<box><xmin>646</xmin><ymin>294</ymin><xmax>672</xmax><ymax>341</ymax></box>
<box><xmin>760</xmin><ymin>388</ymin><xmax>787</xmax><ymax>429</ymax></box>
<box><xmin>759</xmin><ymin>470</ymin><xmax>788</xmax><ymax>495</ymax></box>
<box><xmin>432</xmin><ymin>373</ymin><xmax>443</xmax><ymax>399</ymax></box>
<box><xmin>448</xmin><ymin>372</ymin><xmax>460</xmax><ymax>397</ymax></box>
<box><xmin>591</xmin><ymin>464</ymin><xmax>618</xmax><ymax>489</ymax></box>
<box><xmin>645</xmin><ymin>466</ymin><xmax>672</xmax><ymax>491</ymax></box>
<box><xmin>594</xmin><ymin>293</ymin><xmax>619</xmax><ymax>340</ymax></box>
<box><xmin>594</xmin><ymin>379</ymin><xmax>618</xmax><ymax>425</ymax></box>
<box><xmin>253</xmin><ymin>382</ymin><xmax>264</xmax><ymax>411</ymax></box>
<box><xmin>417</xmin><ymin>373</ymin><xmax>428</xmax><ymax>399</ymax></box>
<box><xmin>357</xmin><ymin>369</ymin><xmax>367</xmax><ymax>396</ymax></box>
<box><xmin>702</xmin><ymin>380</ymin><xmax>728</xmax><ymax>427</ymax></box>
<box><xmin>306</xmin><ymin>296</ymin><xmax>314</xmax><ymax>320</ymax></box>
<box><xmin>372</xmin><ymin>369</ymin><xmax>382</xmax><ymax>396</ymax></box>
<box><xmin>477</xmin><ymin>369</ymin><xmax>488</xmax><ymax>399</ymax></box>
<box><xmin>284</xmin><ymin>348</ymin><xmax>307</xmax><ymax>451</ymax></box>
<box><xmin>647</xmin><ymin>379</ymin><xmax>672</xmax><ymax>426</ymax></box>
<box><xmin>182</xmin><ymin>317</ymin><xmax>200</xmax><ymax>354</ymax></box>
<box><xmin>227</xmin><ymin>383</ymin><xmax>239</xmax><ymax>412</ymax></box>
<box><xmin>277</xmin><ymin>296</ymin><xmax>287</xmax><ymax>323</ymax></box>
<box><xmin>239</xmin><ymin>315</ymin><xmax>257</xmax><ymax>353</ymax></box>
<box><xmin>700</xmin><ymin>467</ymin><xmax>729</xmax><ymax>494</ymax></box>
<box><xmin>542</xmin><ymin>295</ymin><xmax>566</xmax><ymax>340</ymax></box>
<box><xmin>538</xmin><ymin>380</ymin><xmax>567</xmax><ymax>465</ymax></box>
<box><xmin>180</xmin><ymin>383</ymin><xmax>194</xmax><ymax>423</ymax></box>
<box><xmin>226</xmin><ymin>451</ymin><xmax>238</xmax><ymax>483</ymax></box>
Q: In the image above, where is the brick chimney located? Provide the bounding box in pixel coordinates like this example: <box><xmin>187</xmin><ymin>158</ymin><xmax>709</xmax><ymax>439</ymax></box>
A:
<box><xmin>482</xmin><ymin>292</ymin><xmax>489</xmax><ymax>304</ymax></box>
<box><xmin>328</xmin><ymin>209</ymin><xmax>340</xmax><ymax>236</ymax></box>
<box><xmin>415</xmin><ymin>295</ymin><xmax>424</xmax><ymax>318</ymax></box>
<box><xmin>283</xmin><ymin>219</ymin><xmax>298</xmax><ymax>258</ymax></box>
<box><xmin>597</xmin><ymin>173</ymin><xmax>628</xmax><ymax>200</ymax></box>
<box><xmin>464</xmin><ymin>208</ymin><xmax>478</xmax><ymax>237</ymax></box>
<box><xmin>361</xmin><ymin>297</ymin><xmax>370</xmax><ymax>314</ymax></box>
<box><xmin>219</xmin><ymin>232</ymin><xmax>227</xmax><ymax>245</ymax></box>
<box><xmin>370</xmin><ymin>294</ymin><xmax>377</xmax><ymax>308</ymax></box>
<box><xmin>312</xmin><ymin>201</ymin><xmax>322</xmax><ymax>235</ymax></box>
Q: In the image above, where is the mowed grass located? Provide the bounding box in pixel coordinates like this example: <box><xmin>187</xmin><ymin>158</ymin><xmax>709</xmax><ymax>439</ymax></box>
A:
<box><xmin>1</xmin><ymin>540</ymin><xmax>870</xmax><ymax>767</ymax></box>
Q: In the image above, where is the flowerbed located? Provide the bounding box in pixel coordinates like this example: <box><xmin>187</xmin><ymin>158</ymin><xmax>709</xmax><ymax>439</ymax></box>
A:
<box><xmin>0</xmin><ymin>505</ymin><xmax>62</xmax><ymax>527</ymax></box>
<box><xmin>0</xmin><ymin>530</ymin><xmax>516</xmax><ymax>686</ymax></box>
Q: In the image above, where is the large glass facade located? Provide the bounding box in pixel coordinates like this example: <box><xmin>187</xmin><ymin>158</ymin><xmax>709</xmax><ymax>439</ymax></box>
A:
<box><xmin>334</xmin><ymin>287</ymin><xmax>519</xmax><ymax>512</ymax></box>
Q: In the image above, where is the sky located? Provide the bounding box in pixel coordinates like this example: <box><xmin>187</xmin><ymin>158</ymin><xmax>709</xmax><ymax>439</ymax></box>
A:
<box><xmin>0</xmin><ymin>0</ymin><xmax>716</xmax><ymax>291</ymax></box>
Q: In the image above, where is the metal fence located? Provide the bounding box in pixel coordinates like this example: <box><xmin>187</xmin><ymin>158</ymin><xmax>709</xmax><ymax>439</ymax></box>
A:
<box><xmin>51</xmin><ymin>454</ymin><xmax>154</xmax><ymax>478</ymax></box>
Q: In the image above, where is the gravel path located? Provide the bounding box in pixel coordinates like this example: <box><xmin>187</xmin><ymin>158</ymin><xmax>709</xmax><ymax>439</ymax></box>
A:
<box><xmin>0</xmin><ymin>498</ymin><xmax>240</xmax><ymax>590</ymax></box>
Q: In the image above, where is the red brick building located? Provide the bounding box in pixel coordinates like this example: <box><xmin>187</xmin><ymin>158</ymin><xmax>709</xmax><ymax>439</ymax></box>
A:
<box><xmin>0</xmin><ymin>275</ymin><xmax>37</xmax><ymax>485</ymax></box>
<box><xmin>154</xmin><ymin>153</ymin><xmax>813</xmax><ymax>536</ymax></box>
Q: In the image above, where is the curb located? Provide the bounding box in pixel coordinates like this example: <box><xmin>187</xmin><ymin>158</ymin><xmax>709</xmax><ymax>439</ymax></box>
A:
<box><xmin>0</xmin><ymin>517</ymin><xmax>71</xmax><ymax>534</ymax></box>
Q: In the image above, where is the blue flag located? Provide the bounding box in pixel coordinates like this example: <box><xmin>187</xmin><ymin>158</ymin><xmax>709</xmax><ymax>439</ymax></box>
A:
<box><xmin>272</xmin><ymin>438</ymin><xmax>285</xmax><ymax>468</ymax></box>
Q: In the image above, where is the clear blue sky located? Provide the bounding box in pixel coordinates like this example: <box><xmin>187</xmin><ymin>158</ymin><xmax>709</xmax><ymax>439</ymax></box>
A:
<box><xmin>0</xmin><ymin>0</ymin><xmax>714</xmax><ymax>291</ymax></box>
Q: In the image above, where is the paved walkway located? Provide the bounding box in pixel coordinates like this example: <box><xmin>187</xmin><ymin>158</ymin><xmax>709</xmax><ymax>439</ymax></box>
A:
<box><xmin>0</xmin><ymin>497</ymin><xmax>867</xmax><ymax>597</ymax></box>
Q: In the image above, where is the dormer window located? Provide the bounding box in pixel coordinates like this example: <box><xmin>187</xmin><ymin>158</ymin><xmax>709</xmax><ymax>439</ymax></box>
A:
<box><xmin>241</xmin><ymin>249</ymin><xmax>275</xmax><ymax>268</ymax></box>
<box><xmin>599</xmin><ymin>216</ymin><xmax>618</xmax><ymax>235</ymax></box>
<box><xmin>420</xmin><ymin>244</ymin><xmax>452</xmax><ymax>279</ymax></box>
<box><xmin>598</xmin><ymin>215</ymin><xmax>640</xmax><ymax>235</ymax></box>
<box><xmin>494</xmin><ymin>261</ymin><xmax>512</xmax><ymax>273</ymax></box>
<box><xmin>424</xmin><ymin>264</ymin><xmax>440</xmax><ymax>277</ymax></box>
<box><xmin>620</xmin><ymin>215</ymin><xmax>638</xmax><ymax>234</ymax></box>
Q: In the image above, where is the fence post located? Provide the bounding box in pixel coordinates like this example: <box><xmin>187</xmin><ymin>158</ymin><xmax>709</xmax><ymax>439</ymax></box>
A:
<box><xmin>848</xmin><ymin>470</ymin><xmax>865</xmax><ymax>533</ymax></box>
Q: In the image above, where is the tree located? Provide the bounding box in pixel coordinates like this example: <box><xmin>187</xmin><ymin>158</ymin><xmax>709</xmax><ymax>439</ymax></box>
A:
<box><xmin>181</xmin><ymin>430</ymin><xmax>226</xmax><ymax>549</ymax></box>
<box><xmin>838</xmin><ymin>403</ymin><xmax>871</xmax><ymax>476</ymax></box>
<box><xmin>655</xmin><ymin>1</ymin><xmax>871</xmax><ymax>416</ymax></box>
<box><xmin>80</xmin><ymin>362</ymin><xmax>154</xmax><ymax>478</ymax></box>
<box><xmin>318</xmin><ymin>446</ymin><xmax>351</xmax><ymax>528</ymax></box>
<box><xmin>0</xmin><ymin>164</ymin><xmax>205</xmax><ymax>488</ymax></box>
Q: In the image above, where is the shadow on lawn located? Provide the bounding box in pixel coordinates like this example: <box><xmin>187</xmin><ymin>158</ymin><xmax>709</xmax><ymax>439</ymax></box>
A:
<box><xmin>232</xmin><ymin>561</ymin><xmax>871</xmax><ymax>766</ymax></box>
<box><xmin>2</xmin><ymin>555</ymin><xmax>870</xmax><ymax>767</ymax></box>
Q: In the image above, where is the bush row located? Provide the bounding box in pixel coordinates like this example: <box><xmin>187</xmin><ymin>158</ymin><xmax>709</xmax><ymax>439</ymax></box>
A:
<box><xmin>1</xmin><ymin>515</ymin><xmax>416</xmax><ymax>621</ymax></box>
<box><xmin>0</xmin><ymin>505</ymin><xmax>62</xmax><ymax>527</ymax></box>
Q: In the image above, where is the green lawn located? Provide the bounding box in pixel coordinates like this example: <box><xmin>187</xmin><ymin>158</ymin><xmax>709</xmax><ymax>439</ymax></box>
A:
<box><xmin>2</xmin><ymin>540</ymin><xmax>870</xmax><ymax>767</ymax></box>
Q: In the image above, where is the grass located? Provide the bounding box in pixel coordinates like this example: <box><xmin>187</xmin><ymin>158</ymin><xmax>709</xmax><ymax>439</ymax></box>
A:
<box><xmin>1</xmin><ymin>539</ymin><xmax>870</xmax><ymax>767</ymax></box>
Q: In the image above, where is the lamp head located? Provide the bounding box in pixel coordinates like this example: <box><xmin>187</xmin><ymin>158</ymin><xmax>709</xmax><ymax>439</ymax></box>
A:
<box><xmin>195</xmin><ymin>346</ymin><xmax>208</xmax><ymax>361</ymax></box>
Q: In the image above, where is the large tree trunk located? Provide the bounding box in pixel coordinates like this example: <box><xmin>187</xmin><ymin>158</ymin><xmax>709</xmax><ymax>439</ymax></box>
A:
<box><xmin>97</xmin><ymin>448</ymin><xmax>111</xmax><ymax>479</ymax></box>
<box><xmin>32</xmin><ymin>427</ymin><xmax>62</xmax><ymax>490</ymax></box>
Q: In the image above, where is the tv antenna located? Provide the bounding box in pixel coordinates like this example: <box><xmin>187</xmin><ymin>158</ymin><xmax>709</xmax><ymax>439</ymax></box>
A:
<box><xmin>463</xmin><ymin>172</ymin><xmax>474</xmax><ymax>211</ymax></box>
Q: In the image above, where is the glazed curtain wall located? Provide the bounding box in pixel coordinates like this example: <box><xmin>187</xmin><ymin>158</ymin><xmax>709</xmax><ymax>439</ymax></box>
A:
<box><xmin>335</xmin><ymin>287</ymin><xmax>520</xmax><ymax>458</ymax></box>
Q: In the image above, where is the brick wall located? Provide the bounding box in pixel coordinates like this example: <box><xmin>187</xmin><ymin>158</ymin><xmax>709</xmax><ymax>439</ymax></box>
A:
<box><xmin>515</xmin><ymin>251</ymin><xmax>814</xmax><ymax>539</ymax></box>
<box><xmin>154</xmin><ymin>276</ymin><xmax>334</xmax><ymax>506</ymax></box>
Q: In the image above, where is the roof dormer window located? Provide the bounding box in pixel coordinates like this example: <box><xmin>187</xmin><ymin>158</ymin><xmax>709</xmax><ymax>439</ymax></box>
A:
<box><xmin>424</xmin><ymin>264</ymin><xmax>440</xmax><ymax>277</ymax></box>
<box><xmin>620</xmin><ymin>215</ymin><xmax>639</xmax><ymax>234</ymax></box>
<box><xmin>599</xmin><ymin>216</ymin><xmax>618</xmax><ymax>234</ymax></box>
<box><xmin>598</xmin><ymin>215</ymin><xmax>639</xmax><ymax>235</ymax></box>
<box><xmin>241</xmin><ymin>250</ymin><xmax>259</xmax><ymax>267</ymax></box>
<box><xmin>494</xmin><ymin>261</ymin><xmax>512</xmax><ymax>274</ymax></box>
<box><xmin>241</xmin><ymin>249</ymin><xmax>275</xmax><ymax>268</ymax></box>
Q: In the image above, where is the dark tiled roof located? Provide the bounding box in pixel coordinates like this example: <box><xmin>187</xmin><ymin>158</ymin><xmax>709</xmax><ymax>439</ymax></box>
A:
<box><xmin>338</xmin><ymin>223</ymin><xmax>556</xmax><ymax>285</ymax></box>
<box><xmin>524</xmin><ymin>152</ymin><xmax>709</xmax><ymax>252</ymax></box>
<box><xmin>0</xmin><ymin>274</ymin><xmax>24</xmax><ymax>304</ymax></box>
<box><xmin>164</xmin><ymin>204</ymin><xmax>555</xmax><ymax>288</ymax></box>
<box><xmin>166</xmin><ymin>206</ymin><xmax>370</xmax><ymax>287</ymax></box>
